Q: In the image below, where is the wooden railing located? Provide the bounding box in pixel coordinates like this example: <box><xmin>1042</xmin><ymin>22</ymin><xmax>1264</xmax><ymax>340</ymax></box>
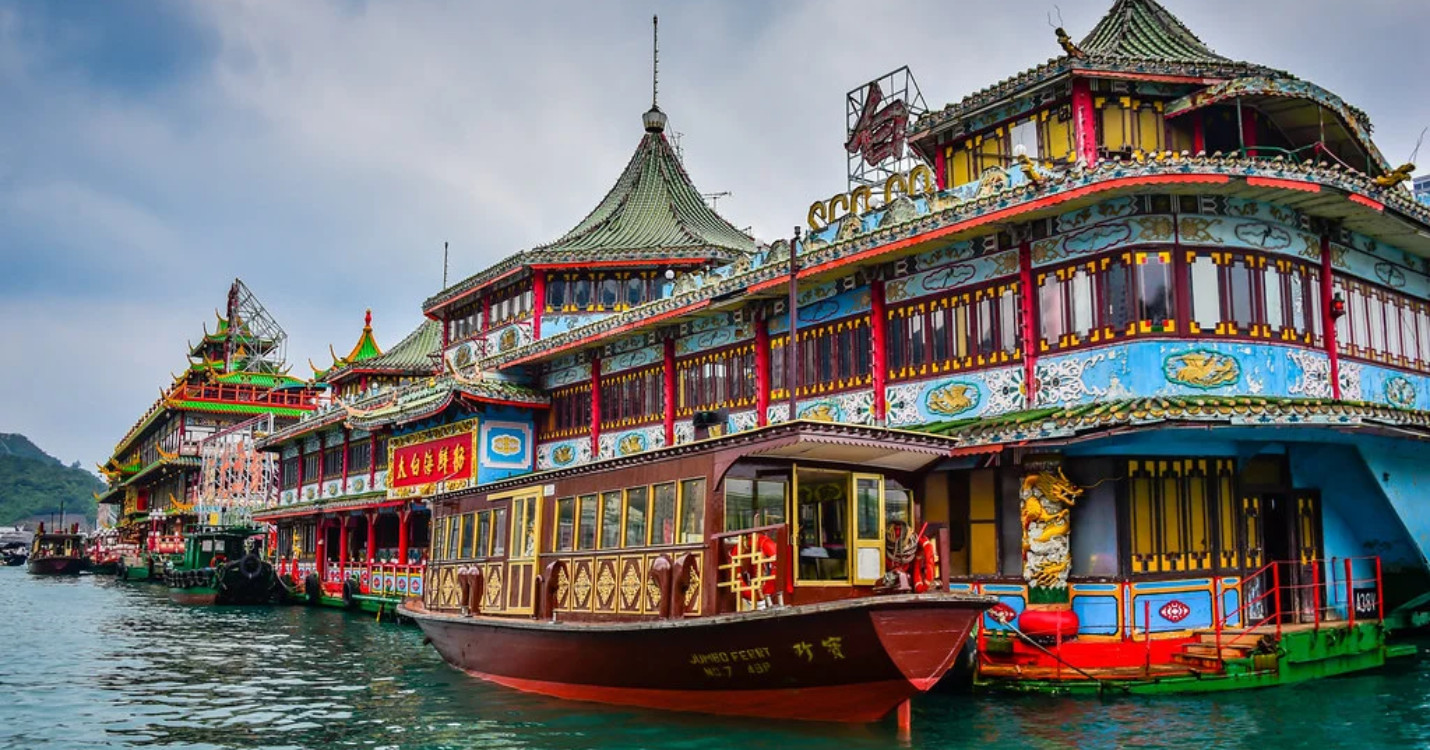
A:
<box><xmin>711</xmin><ymin>524</ymin><xmax>789</xmax><ymax>614</ymax></box>
<box><xmin>170</xmin><ymin>382</ymin><xmax>320</xmax><ymax>409</ymax></box>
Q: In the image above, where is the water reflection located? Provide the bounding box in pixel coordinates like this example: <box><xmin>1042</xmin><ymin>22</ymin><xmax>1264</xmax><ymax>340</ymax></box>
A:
<box><xmin>1</xmin><ymin>569</ymin><xmax>1426</xmax><ymax>750</ymax></box>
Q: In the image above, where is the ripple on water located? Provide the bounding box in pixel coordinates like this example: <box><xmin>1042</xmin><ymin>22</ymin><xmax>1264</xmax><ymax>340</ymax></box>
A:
<box><xmin>3</xmin><ymin>569</ymin><xmax>1430</xmax><ymax>749</ymax></box>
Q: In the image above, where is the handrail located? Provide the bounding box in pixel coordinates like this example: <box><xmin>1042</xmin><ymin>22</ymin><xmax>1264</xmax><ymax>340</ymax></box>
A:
<box><xmin>1212</xmin><ymin>556</ymin><xmax>1384</xmax><ymax>661</ymax></box>
<box><xmin>710</xmin><ymin>523</ymin><xmax>789</xmax><ymax>613</ymax></box>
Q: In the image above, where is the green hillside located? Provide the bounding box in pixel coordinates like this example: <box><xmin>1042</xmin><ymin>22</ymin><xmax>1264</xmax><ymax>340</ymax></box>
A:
<box><xmin>0</xmin><ymin>435</ymin><xmax>101</xmax><ymax>525</ymax></box>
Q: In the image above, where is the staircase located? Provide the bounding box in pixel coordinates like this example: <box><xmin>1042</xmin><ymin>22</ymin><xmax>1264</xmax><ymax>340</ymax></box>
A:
<box><xmin>1170</xmin><ymin>631</ymin><xmax>1259</xmax><ymax>673</ymax></box>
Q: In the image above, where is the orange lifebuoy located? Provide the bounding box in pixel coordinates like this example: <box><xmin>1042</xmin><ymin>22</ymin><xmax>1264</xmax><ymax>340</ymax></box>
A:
<box><xmin>733</xmin><ymin>533</ymin><xmax>778</xmax><ymax>600</ymax></box>
<box><xmin>912</xmin><ymin>535</ymin><xmax>938</xmax><ymax>593</ymax></box>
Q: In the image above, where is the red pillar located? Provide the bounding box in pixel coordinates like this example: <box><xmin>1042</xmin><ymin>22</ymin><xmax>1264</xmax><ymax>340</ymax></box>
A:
<box><xmin>1071</xmin><ymin>77</ymin><xmax>1098</xmax><ymax>166</ymax></box>
<box><xmin>1192</xmin><ymin>113</ymin><xmax>1206</xmax><ymax>154</ymax></box>
<box><xmin>316</xmin><ymin>517</ymin><xmax>327</xmax><ymax>581</ymax></box>
<box><xmin>934</xmin><ymin>146</ymin><xmax>948</xmax><ymax>190</ymax></box>
<box><xmin>755</xmin><ymin>316</ymin><xmax>771</xmax><ymax>427</ymax></box>
<box><xmin>1019</xmin><ymin>237</ymin><xmax>1039</xmax><ymax>408</ymax></box>
<box><xmin>1321</xmin><ymin>232</ymin><xmax>1342</xmax><ymax>400</ymax></box>
<box><xmin>1241</xmin><ymin>107</ymin><xmax>1259</xmax><ymax>158</ymax></box>
<box><xmin>532</xmin><ymin>268</ymin><xmax>547</xmax><ymax>340</ymax></box>
<box><xmin>397</xmin><ymin>508</ymin><xmax>411</xmax><ymax>567</ymax></box>
<box><xmin>663</xmin><ymin>338</ymin><xmax>676</xmax><ymax>445</ymax></box>
<box><xmin>590</xmin><ymin>356</ymin><xmax>602</xmax><ymax>458</ymax></box>
<box><xmin>339</xmin><ymin>515</ymin><xmax>350</xmax><ymax>580</ymax></box>
<box><xmin>870</xmin><ymin>280</ymin><xmax>888</xmax><ymax>423</ymax></box>
<box><xmin>366</xmin><ymin>511</ymin><xmax>377</xmax><ymax>565</ymax></box>
<box><xmin>369</xmin><ymin>433</ymin><xmax>378</xmax><ymax>487</ymax></box>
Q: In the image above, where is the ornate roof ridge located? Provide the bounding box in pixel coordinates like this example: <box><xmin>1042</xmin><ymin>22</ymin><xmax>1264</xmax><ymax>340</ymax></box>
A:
<box><xmin>325</xmin><ymin>318</ymin><xmax>442</xmax><ymax>383</ymax></box>
<box><xmin>1079</xmin><ymin>0</ymin><xmax>1227</xmax><ymax>63</ymax></box>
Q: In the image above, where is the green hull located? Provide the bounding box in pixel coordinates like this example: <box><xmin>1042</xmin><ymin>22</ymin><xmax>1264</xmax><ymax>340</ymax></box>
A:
<box><xmin>313</xmin><ymin>593</ymin><xmax>404</xmax><ymax>618</ymax></box>
<box><xmin>977</xmin><ymin>623</ymin><xmax>1396</xmax><ymax>696</ymax></box>
<box><xmin>120</xmin><ymin>564</ymin><xmax>152</xmax><ymax>581</ymax></box>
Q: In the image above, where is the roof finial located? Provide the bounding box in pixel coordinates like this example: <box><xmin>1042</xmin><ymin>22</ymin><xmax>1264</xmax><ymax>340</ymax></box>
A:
<box><xmin>643</xmin><ymin>15</ymin><xmax>667</xmax><ymax>133</ymax></box>
<box><xmin>364</xmin><ymin>309</ymin><xmax>372</xmax><ymax>328</ymax></box>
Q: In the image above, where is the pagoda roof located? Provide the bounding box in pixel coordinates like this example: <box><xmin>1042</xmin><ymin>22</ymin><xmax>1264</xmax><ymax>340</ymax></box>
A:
<box><xmin>423</xmin><ymin>110</ymin><xmax>754</xmax><ymax>315</ymax></box>
<box><xmin>325</xmin><ymin>318</ymin><xmax>442</xmax><ymax>384</ymax></box>
<box><xmin>1078</xmin><ymin>0</ymin><xmax>1227</xmax><ymax>64</ymax></box>
<box><xmin>312</xmin><ymin>310</ymin><xmax>387</xmax><ymax>381</ymax></box>
<box><xmin>910</xmin><ymin>0</ymin><xmax>1281</xmax><ymax>145</ymax></box>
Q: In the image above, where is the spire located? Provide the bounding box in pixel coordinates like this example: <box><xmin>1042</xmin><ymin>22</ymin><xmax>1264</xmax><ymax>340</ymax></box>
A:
<box><xmin>643</xmin><ymin>14</ymin><xmax>667</xmax><ymax>133</ymax></box>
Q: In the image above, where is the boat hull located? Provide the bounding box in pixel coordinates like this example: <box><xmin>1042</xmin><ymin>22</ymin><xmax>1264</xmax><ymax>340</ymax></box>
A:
<box><xmin>402</xmin><ymin>593</ymin><xmax>988</xmax><ymax>723</ymax></box>
<box><xmin>28</xmin><ymin>556</ymin><xmax>86</xmax><ymax>576</ymax></box>
<box><xmin>169</xmin><ymin>586</ymin><xmax>220</xmax><ymax>606</ymax></box>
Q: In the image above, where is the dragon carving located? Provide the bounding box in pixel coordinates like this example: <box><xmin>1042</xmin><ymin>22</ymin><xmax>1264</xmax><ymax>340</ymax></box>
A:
<box><xmin>1021</xmin><ymin>468</ymin><xmax>1084</xmax><ymax>590</ymax></box>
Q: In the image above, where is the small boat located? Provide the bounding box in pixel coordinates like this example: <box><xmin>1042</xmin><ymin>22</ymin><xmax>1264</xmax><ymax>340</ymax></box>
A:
<box><xmin>2</xmin><ymin>544</ymin><xmax>27</xmax><ymax>567</ymax></box>
<box><xmin>165</xmin><ymin>526</ymin><xmax>282</xmax><ymax>605</ymax></box>
<box><xmin>1</xmin><ymin>526</ymin><xmax>32</xmax><ymax>566</ymax></box>
<box><xmin>27</xmin><ymin>523</ymin><xmax>87</xmax><ymax>576</ymax></box>
<box><xmin>86</xmin><ymin>529</ymin><xmax>123</xmax><ymax>575</ymax></box>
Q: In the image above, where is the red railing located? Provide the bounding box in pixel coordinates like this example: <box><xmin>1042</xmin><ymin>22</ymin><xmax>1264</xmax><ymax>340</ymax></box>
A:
<box><xmin>1213</xmin><ymin>555</ymin><xmax>1383</xmax><ymax>657</ymax></box>
<box><xmin>171</xmin><ymin>382</ymin><xmax>321</xmax><ymax>409</ymax></box>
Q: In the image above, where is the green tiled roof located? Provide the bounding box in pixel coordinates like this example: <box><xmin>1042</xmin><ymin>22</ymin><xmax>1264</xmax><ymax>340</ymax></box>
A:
<box><xmin>1079</xmin><ymin>0</ymin><xmax>1228</xmax><ymax>63</ymax></box>
<box><xmin>166</xmin><ymin>400</ymin><xmax>310</xmax><ymax>418</ymax></box>
<box><xmin>534</xmin><ymin>120</ymin><xmax>755</xmax><ymax>258</ymax></box>
<box><xmin>211</xmin><ymin>371</ymin><xmax>306</xmax><ymax>388</ymax></box>
<box><xmin>327</xmin><ymin>319</ymin><xmax>441</xmax><ymax>383</ymax></box>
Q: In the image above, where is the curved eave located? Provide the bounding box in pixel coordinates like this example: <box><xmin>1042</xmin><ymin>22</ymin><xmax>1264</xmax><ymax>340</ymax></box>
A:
<box><xmin>252</xmin><ymin>494</ymin><xmax>403</xmax><ymax>522</ymax></box>
<box><xmin>480</xmin><ymin>157</ymin><xmax>1430</xmax><ymax>371</ymax></box>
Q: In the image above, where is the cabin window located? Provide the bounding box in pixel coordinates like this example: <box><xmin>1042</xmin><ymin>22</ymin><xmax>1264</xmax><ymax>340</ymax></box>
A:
<box><xmin>301</xmin><ymin>452</ymin><xmax>320</xmax><ymax>484</ymax></box>
<box><xmin>599</xmin><ymin>491</ymin><xmax>622</xmax><ymax>549</ymax></box>
<box><xmin>555</xmin><ymin>497</ymin><xmax>575</xmax><ymax>552</ymax></box>
<box><xmin>678</xmin><ymin>478</ymin><xmax>706</xmax><ymax>544</ymax></box>
<box><xmin>1009</xmin><ymin>118</ymin><xmax>1039</xmax><ymax>159</ymax></box>
<box><xmin>280</xmin><ymin>457</ymin><xmax>299</xmax><ymax>490</ymax></box>
<box><xmin>374</xmin><ymin>437</ymin><xmax>388</xmax><ymax>470</ymax></box>
<box><xmin>576</xmin><ymin>495</ymin><xmax>598</xmax><ymax>551</ymax></box>
<box><xmin>724</xmin><ymin>476</ymin><xmax>788</xmax><ymax>531</ymax></box>
<box><xmin>887</xmin><ymin>283</ymin><xmax>1022</xmax><ymax>379</ymax></box>
<box><xmin>475</xmin><ymin>511</ymin><xmax>492</xmax><ymax>558</ymax></box>
<box><xmin>795</xmin><ymin>468</ymin><xmax>849</xmax><ymax>582</ymax></box>
<box><xmin>599</xmin><ymin>364</ymin><xmax>665</xmax><ymax>429</ymax></box>
<box><xmin>491</xmin><ymin>509</ymin><xmax>507</xmax><ymax>557</ymax></box>
<box><xmin>677</xmin><ymin>344</ymin><xmax>757</xmax><ymax>416</ymax></box>
<box><xmin>623</xmin><ymin>487</ymin><xmax>649</xmax><ymax>547</ymax></box>
<box><xmin>625</xmin><ymin>276</ymin><xmax>647</xmax><ymax>308</ymax></box>
<box><xmin>545</xmin><ymin>382</ymin><xmax>593</xmax><ymax>439</ymax></box>
<box><xmin>444</xmin><ymin>516</ymin><xmax>462</xmax><ymax>561</ymax></box>
<box><xmin>461</xmin><ymin>513</ymin><xmax>477</xmax><ymax>559</ymax></box>
<box><xmin>651</xmin><ymin>483</ymin><xmax>677</xmax><ymax>546</ymax></box>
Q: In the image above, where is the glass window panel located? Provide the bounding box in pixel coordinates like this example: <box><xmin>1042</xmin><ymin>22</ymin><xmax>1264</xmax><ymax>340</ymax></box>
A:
<box><xmin>623</xmin><ymin>487</ymin><xmax>649</xmax><ymax>547</ymax></box>
<box><xmin>1288</xmin><ymin>271</ymin><xmax>1305</xmax><ymax>332</ymax></box>
<box><xmin>1264</xmin><ymin>266</ymin><xmax>1284</xmax><ymax>330</ymax></box>
<box><xmin>1039</xmin><ymin>275</ymin><xmax>1064</xmax><ymax>343</ymax></box>
<box><xmin>977</xmin><ymin>297</ymin><xmax>996</xmax><ymax>353</ymax></box>
<box><xmin>1010</xmin><ymin>118</ymin><xmax>1039</xmax><ymax>158</ymax></box>
<box><xmin>1392</xmin><ymin>303</ymin><xmax>1409</xmax><ymax>359</ymax></box>
<box><xmin>1105</xmin><ymin>259</ymin><xmax>1132</xmax><ymax>330</ymax></box>
<box><xmin>1420</xmin><ymin>309</ymin><xmax>1430</xmax><ymax>363</ymax></box>
<box><xmin>599</xmin><ymin>278</ymin><xmax>620</xmax><ymax>309</ymax></box>
<box><xmin>1070</xmin><ymin>482</ymin><xmax>1119</xmax><ymax>577</ymax></box>
<box><xmin>1369</xmin><ymin>293</ymin><xmax>1386</xmax><ymax>354</ymax></box>
<box><xmin>908</xmin><ymin>315</ymin><xmax>925</xmax><ymax>366</ymax></box>
<box><xmin>546</xmin><ymin>279</ymin><xmax>566</xmax><ymax>310</ymax></box>
<box><xmin>492</xmin><ymin>509</ymin><xmax>507</xmax><ymax>557</ymax></box>
<box><xmin>1350</xmin><ymin>286</ymin><xmax>1368</xmax><ymax>348</ymax></box>
<box><xmin>1000</xmin><ymin>289</ymin><xmax>1019</xmax><ymax>353</ymax></box>
<box><xmin>476</xmin><ymin>511</ymin><xmax>491</xmax><ymax>558</ymax></box>
<box><xmin>1190</xmin><ymin>255</ymin><xmax>1220</xmax><ymax>330</ymax></box>
<box><xmin>626</xmin><ymin>277</ymin><xmax>645</xmax><ymax>307</ymax></box>
<box><xmin>796</xmin><ymin>469</ymin><xmax>848</xmax><ymax>581</ymax></box>
<box><xmin>885</xmin><ymin>485</ymin><xmax>912</xmax><ymax>528</ymax></box>
<box><xmin>573</xmin><ymin>278</ymin><xmax>592</xmax><ymax>309</ymax></box>
<box><xmin>463</xmin><ymin>513</ymin><xmax>477</xmax><ymax>558</ymax></box>
<box><xmin>930</xmin><ymin>307</ymin><xmax>949</xmax><ymax>362</ymax></box>
<box><xmin>856</xmin><ymin>477</ymin><xmax>880</xmax><ymax>541</ymax></box>
<box><xmin>1071</xmin><ymin>269</ymin><xmax>1094</xmax><ymax>336</ymax></box>
<box><xmin>651</xmin><ymin>483</ymin><xmax>677</xmax><ymax>545</ymax></box>
<box><xmin>1229</xmin><ymin>262</ymin><xmax>1254</xmax><ymax>329</ymax></box>
<box><xmin>599</xmin><ymin>491</ymin><xmax>622</xmax><ymax>548</ymax></box>
<box><xmin>725</xmin><ymin>478</ymin><xmax>754</xmax><ymax>531</ymax></box>
<box><xmin>954</xmin><ymin>303</ymin><xmax>970</xmax><ymax>358</ymax></box>
<box><xmin>679</xmin><ymin>478</ymin><xmax>706</xmax><ymax>544</ymax></box>
<box><xmin>555</xmin><ymin>497</ymin><xmax>575</xmax><ymax>552</ymax></box>
<box><xmin>755</xmin><ymin>478</ymin><xmax>787</xmax><ymax>526</ymax></box>
<box><xmin>1139</xmin><ymin>256</ymin><xmax>1173</xmax><ymax>324</ymax></box>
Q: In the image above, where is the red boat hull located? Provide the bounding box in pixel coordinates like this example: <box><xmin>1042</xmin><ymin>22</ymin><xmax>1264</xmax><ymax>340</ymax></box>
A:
<box><xmin>27</xmin><ymin>556</ymin><xmax>86</xmax><ymax>576</ymax></box>
<box><xmin>402</xmin><ymin>593</ymin><xmax>988</xmax><ymax>723</ymax></box>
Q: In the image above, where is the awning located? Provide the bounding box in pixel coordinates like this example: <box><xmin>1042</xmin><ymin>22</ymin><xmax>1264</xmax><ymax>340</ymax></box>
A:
<box><xmin>748</xmin><ymin>426</ymin><xmax>962</xmax><ymax>472</ymax></box>
<box><xmin>1164</xmin><ymin>76</ymin><xmax>1389</xmax><ymax>174</ymax></box>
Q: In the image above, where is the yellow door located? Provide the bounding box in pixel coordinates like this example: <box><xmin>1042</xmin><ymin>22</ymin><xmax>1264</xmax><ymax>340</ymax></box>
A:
<box><xmin>505</xmin><ymin>489</ymin><xmax>542</xmax><ymax>614</ymax></box>
<box><xmin>852</xmin><ymin>474</ymin><xmax>885</xmax><ymax>585</ymax></box>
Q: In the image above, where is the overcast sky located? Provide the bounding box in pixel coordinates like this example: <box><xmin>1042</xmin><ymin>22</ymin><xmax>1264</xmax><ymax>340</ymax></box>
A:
<box><xmin>1</xmin><ymin>0</ymin><xmax>1426</xmax><ymax>469</ymax></box>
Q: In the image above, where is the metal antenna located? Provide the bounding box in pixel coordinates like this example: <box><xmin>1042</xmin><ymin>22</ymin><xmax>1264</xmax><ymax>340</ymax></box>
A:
<box><xmin>442</xmin><ymin>241</ymin><xmax>450</xmax><ymax>288</ymax></box>
<box><xmin>1408</xmin><ymin>127</ymin><xmax>1427</xmax><ymax>165</ymax></box>
<box><xmin>652</xmin><ymin>15</ymin><xmax>659</xmax><ymax>109</ymax></box>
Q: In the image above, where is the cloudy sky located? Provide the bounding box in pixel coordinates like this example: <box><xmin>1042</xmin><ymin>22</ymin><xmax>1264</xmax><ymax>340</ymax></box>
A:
<box><xmin>1</xmin><ymin>0</ymin><xmax>1426</xmax><ymax>469</ymax></box>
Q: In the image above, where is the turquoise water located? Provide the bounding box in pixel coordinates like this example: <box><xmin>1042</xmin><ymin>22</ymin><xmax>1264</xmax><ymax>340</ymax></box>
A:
<box><xmin>2</xmin><ymin>567</ymin><xmax>1428</xmax><ymax>750</ymax></box>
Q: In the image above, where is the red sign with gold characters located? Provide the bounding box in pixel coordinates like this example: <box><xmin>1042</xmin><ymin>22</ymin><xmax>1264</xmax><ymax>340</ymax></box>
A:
<box><xmin>387</xmin><ymin>419</ymin><xmax>478</xmax><ymax>499</ymax></box>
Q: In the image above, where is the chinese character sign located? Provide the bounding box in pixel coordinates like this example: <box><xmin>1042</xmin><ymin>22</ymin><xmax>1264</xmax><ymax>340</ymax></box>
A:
<box><xmin>845</xmin><ymin>82</ymin><xmax>909</xmax><ymax>168</ymax></box>
<box><xmin>387</xmin><ymin>419</ymin><xmax>479</xmax><ymax>498</ymax></box>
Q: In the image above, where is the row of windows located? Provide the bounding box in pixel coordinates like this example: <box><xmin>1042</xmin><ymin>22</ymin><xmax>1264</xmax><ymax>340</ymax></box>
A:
<box><xmin>946</xmin><ymin>106</ymin><xmax>1076</xmax><ymax>187</ymax></box>
<box><xmin>435</xmin><ymin>508</ymin><xmax>509</xmax><ymax>562</ymax></box>
<box><xmin>774</xmin><ymin>317</ymin><xmax>873</xmax><ymax>398</ymax></box>
<box><xmin>546</xmin><ymin>272</ymin><xmax>663</xmax><ymax>313</ymax></box>
<box><xmin>598</xmin><ymin>365</ymin><xmax>664</xmax><ymax>429</ymax></box>
<box><xmin>278</xmin><ymin>437</ymin><xmax>388</xmax><ymax>490</ymax></box>
<box><xmin>677</xmin><ymin>345</ymin><xmax>757</xmax><ymax>416</ymax></box>
<box><xmin>1336</xmin><ymin>278</ymin><xmax>1430</xmax><ymax>368</ymax></box>
<box><xmin>887</xmin><ymin>283</ymin><xmax>1021</xmax><ymax>379</ymax></box>
<box><xmin>544</xmin><ymin>383</ymin><xmax>593</xmax><ymax>439</ymax></box>
<box><xmin>554</xmin><ymin>478</ymin><xmax>706</xmax><ymax>552</ymax></box>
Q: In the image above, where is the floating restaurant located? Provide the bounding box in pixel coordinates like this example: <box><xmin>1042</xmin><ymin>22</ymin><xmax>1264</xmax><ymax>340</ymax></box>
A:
<box><xmin>96</xmin><ymin>0</ymin><xmax>1430</xmax><ymax>721</ymax></box>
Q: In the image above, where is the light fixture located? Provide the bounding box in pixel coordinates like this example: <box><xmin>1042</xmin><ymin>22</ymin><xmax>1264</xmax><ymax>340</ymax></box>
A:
<box><xmin>1331</xmin><ymin>292</ymin><xmax>1347</xmax><ymax>320</ymax></box>
<box><xmin>664</xmin><ymin>269</ymin><xmax>676</xmax><ymax>280</ymax></box>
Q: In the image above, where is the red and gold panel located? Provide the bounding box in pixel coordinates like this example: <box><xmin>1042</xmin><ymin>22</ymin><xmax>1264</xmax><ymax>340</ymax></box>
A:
<box><xmin>617</xmin><ymin>556</ymin><xmax>645</xmax><ymax>614</ymax></box>
<box><xmin>593</xmin><ymin>558</ymin><xmax>619</xmax><ymax>612</ymax></box>
<box><xmin>388</xmin><ymin>418</ymin><xmax>479</xmax><ymax>500</ymax></box>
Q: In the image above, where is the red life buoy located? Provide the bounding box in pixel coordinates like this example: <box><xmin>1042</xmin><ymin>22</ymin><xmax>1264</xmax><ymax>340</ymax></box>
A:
<box><xmin>912</xmin><ymin>535</ymin><xmax>938</xmax><ymax>593</ymax></box>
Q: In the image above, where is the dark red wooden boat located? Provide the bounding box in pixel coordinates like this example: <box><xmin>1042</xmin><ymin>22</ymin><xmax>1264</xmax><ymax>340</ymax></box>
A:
<box><xmin>27</xmin><ymin>529</ymin><xmax>87</xmax><ymax>576</ymax></box>
<box><xmin>403</xmin><ymin>592</ymin><xmax>988</xmax><ymax>722</ymax></box>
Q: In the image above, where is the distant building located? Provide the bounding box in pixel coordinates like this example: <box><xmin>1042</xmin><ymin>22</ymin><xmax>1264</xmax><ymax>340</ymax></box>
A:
<box><xmin>1415</xmin><ymin>174</ymin><xmax>1430</xmax><ymax>206</ymax></box>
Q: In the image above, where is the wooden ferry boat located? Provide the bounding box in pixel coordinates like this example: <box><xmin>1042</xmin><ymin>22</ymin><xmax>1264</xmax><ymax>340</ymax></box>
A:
<box><xmin>28</xmin><ymin>523</ymin><xmax>87</xmax><ymax>576</ymax></box>
<box><xmin>165</xmin><ymin>527</ymin><xmax>281</xmax><ymax>605</ymax></box>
